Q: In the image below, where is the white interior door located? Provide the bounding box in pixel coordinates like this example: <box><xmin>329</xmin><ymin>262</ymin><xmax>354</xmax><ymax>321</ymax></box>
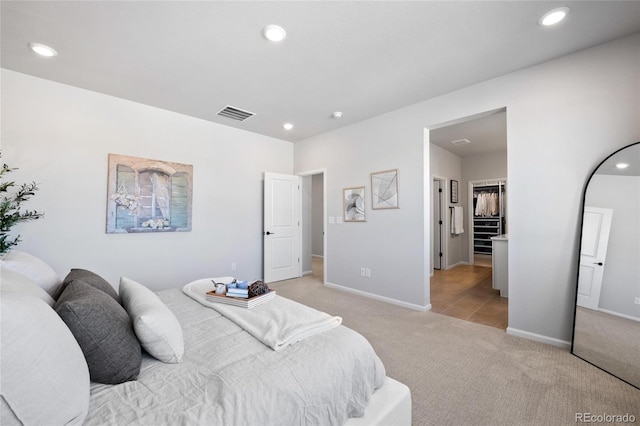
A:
<box><xmin>577</xmin><ymin>206</ymin><xmax>613</xmax><ymax>310</ymax></box>
<box><xmin>263</xmin><ymin>172</ymin><xmax>301</xmax><ymax>283</ymax></box>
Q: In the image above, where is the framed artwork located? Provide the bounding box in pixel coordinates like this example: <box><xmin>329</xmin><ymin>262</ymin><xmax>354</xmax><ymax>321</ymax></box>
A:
<box><xmin>106</xmin><ymin>153</ymin><xmax>193</xmax><ymax>233</ymax></box>
<box><xmin>343</xmin><ymin>186</ymin><xmax>366</xmax><ymax>222</ymax></box>
<box><xmin>371</xmin><ymin>169</ymin><xmax>399</xmax><ymax>209</ymax></box>
<box><xmin>450</xmin><ymin>180</ymin><xmax>459</xmax><ymax>204</ymax></box>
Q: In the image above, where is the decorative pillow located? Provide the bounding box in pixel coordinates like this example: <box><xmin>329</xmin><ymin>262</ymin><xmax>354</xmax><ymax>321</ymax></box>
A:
<box><xmin>119</xmin><ymin>276</ymin><xmax>184</xmax><ymax>363</ymax></box>
<box><xmin>60</xmin><ymin>268</ymin><xmax>120</xmax><ymax>302</ymax></box>
<box><xmin>55</xmin><ymin>280</ymin><xmax>141</xmax><ymax>384</ymax></box>
<box><xmin>1</xmin><ymin>268</ymin><xmax>55</xmax><ymax>306</ymax></box>
<box><xmin>0</xmin><ymin>250</ymin><xmax>61</xmax><ymax>297</ymax></box>
<box><xmin>0</xmin><ymin>292</ymin><xmax>90</xmax><ymax>425</ymax></box>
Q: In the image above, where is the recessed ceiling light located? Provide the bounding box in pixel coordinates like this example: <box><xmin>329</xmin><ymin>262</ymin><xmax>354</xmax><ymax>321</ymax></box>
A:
<box><xmin>616</xmin><ymin>163</ymin><xmax>630</xmax><ymax>169</ymax></box>
<box><xmin>28</xmin><ymin>42</ymin><xmax>57</xmax><ymax>57</ymax></box>
<box><xmin>331</xmin><ymin>111</ymin><xmax>343</xmax><ymax>119</ymax></box>
<box><xmin>539</xmin><ymin>7</ymin><xmax>569</xmax><ymax>26</ymax></box>
<box><xmin>283</xmin><ymin>123</ymin><xmax>294</xmax><ymax>130</ymax></box>
<box><xmin>263</xmin><ymin>25</ymin><xmax>286</xmax><ymax>42</ymax></box>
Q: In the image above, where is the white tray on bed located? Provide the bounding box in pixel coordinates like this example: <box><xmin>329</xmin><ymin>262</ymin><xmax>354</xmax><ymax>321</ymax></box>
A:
<box><xmin>205</xmin><ymin>289</ymin><xmax>276</xmax><ymax>308</ymax></box>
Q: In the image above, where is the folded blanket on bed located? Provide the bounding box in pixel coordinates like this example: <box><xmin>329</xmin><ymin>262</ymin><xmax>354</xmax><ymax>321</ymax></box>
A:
<box><xmin>182</xmin><ymin>278</ymin><xmax>342</xmax><ymax>351</ymax></box>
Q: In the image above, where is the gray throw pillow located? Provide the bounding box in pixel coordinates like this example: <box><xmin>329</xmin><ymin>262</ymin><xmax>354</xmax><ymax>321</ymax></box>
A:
<box><xmin>60</xmin><ymin>268</ymin><xmax>120</xmax><ymax>302</ymax></box>
<box><xmin>55</xmin><ymin>280</ymin><xmax>141</xmax><ymax>384</ymax></box>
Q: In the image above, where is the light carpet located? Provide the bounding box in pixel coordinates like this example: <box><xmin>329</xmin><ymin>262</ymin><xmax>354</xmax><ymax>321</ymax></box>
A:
<box><xmin>269</xmin><ymin>273</ymin><xmax>640</xmax><ymax>426</ymax></box>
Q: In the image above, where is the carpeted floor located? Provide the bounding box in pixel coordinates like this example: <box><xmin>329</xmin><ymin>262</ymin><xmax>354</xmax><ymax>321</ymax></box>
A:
<box><xmin>270</xmin><ymin>267</ymin><xmax>640</xmax><ymax>426</ymax></box>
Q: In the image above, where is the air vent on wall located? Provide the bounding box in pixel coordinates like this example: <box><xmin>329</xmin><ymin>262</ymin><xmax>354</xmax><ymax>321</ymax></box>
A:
<box><xmin>217</xmin><ymin>105</ymin><xmax>255</xmax><ymax>122</ymax></box>
<box><xmin>450</xmin><ymin>138</ymin><xmax>471</xmax><ymax>146</ymax></box>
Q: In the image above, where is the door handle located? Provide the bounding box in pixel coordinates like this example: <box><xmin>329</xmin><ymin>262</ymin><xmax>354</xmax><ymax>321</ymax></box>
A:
<box><xmin>265</xmin><ymin>231</ymin><xmax>275</xmax><ymax>235</ymax></box>
<box><xmin>593</xmin><ymin>262</ymin><xmax>603</xmax><ymax>266</ymax></box>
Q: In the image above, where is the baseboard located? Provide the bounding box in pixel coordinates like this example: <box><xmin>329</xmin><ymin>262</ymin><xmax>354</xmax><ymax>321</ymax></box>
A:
<box><xmin>506</xmin><ymin>327</ymin><xmax>571</xmax><ymax>349</ymax></box>
<box><xmin>302</xmin><ymin>270</ymin><xmax>313</xmax><ymax>276</ymax></box>
<box><xmin>445</xmin><ymin>261</ymin><xmax>469</xmax><ymax>270</ymax></box>
<box><xmin>598</xmin><ymin>308</ymin><xmax>640</xmax><ymax>322</ymax></box>
<box><xmin>311</xmin><ymin>254</ymin><xmax>324</xmax><ymax>259</ymax></box>
<box><xmin>325</xmin><ymin>281</ymin><xmax>430</xmax><ymax>312</ymax></box>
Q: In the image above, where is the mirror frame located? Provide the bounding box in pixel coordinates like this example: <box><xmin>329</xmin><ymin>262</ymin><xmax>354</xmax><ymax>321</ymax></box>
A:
<box><xmin>570</xmin><ymin>141</ymin><xmax>640</xmax><ymax>390</ymax></box>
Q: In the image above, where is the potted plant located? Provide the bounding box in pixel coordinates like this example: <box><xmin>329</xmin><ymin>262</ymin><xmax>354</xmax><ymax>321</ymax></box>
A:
<box><xmin>0</xmin><ymin>153</ymin><xmax>44</xmax><ymax>255</ymax></box>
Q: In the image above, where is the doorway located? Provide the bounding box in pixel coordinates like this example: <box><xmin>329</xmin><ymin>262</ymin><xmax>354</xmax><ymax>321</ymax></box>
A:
<box><xmin>300</xmin><ymin>171</ymin><xmax>326</xmax><ymax>282</ymax></box>
<box><xmin>427</xmin><ymin>107</ymin><xmax>508</xmax><ymax>328</ymax></box>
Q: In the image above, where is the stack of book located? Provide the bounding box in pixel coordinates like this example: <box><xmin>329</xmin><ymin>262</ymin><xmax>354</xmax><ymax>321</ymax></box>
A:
<box><xmin>205</xmin><ymin>289</ymin><xmax>276</xmax><ymax>309</ymax></box>
<box><xmin>226</xmin><ymin>287</ymin><xmax>249</xmax><ymax>299</ymax></box>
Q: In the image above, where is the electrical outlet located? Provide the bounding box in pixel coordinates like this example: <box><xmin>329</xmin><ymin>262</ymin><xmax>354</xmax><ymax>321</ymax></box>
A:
<box><xmin>634</xmin><ymin>297</ymin><xmax>640</xmax><ymax>305</ymax></box>
<box><xmin>360</xmin><ymin>267</ymin><xmax>366</xmax><ymax>277</ymax></box>
<box><xmin>231</xmin><ymin>263</ymin><xmax>237</xmax><ymax>271</ymax></box>
<box><xmin>365</xmin><ymin>268</ymin><xmax>371</xmax><ymax>278</ymax></box>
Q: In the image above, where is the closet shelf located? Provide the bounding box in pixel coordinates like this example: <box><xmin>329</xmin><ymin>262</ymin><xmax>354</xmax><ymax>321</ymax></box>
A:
<box><xmin>472</xmin><ymin>182</ymin><xmax>506</xmax><ymax>256</ymax></box>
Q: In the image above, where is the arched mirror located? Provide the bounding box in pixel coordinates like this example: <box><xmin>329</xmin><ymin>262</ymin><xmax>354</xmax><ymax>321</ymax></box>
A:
<box><xmin>572</xmin><ymin>141</ymin><xmax>640</xmax><ymax>390</ymax></box>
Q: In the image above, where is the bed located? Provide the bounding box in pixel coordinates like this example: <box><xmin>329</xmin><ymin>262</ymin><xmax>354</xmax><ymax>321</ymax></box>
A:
<box><xmin>1</xmin><ymin>251</ymin><xmax>411</xmax><ymax>425</ymax></box>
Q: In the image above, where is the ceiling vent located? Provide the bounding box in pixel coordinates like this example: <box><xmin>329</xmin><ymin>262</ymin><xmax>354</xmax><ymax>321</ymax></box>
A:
<box><xmin>216</xmin><ymin>105</ymin><xmax>255</xmax><ymax>122</ymax></box>
<box><xmin>450</xmin><ymin>138</ymin><xmax>471</xmax><ymax>146</ymax></box>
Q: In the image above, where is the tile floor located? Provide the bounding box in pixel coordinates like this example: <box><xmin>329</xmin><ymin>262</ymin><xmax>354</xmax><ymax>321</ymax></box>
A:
<box><xmin>430</xmin><ymin>263</ymin><xmax>508</xmax><ymax>329</ymax></box>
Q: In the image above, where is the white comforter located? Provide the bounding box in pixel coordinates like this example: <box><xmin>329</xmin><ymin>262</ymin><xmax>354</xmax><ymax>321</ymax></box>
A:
<box><xmin>86</xmin><ymin>288</ymin><xmax>386</xmax><ymax>426</ymax></box>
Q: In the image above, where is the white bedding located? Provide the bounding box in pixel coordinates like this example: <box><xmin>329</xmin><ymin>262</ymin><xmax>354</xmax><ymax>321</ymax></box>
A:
<box><xmin>182</xmin><ymin>278</ymin><xmax>343</xmax><ymax>351</ymax></box>
<box><xmin>86</xmin><ymin>288</ymin><xmax>386</xmax><ymax>426</ymax></box>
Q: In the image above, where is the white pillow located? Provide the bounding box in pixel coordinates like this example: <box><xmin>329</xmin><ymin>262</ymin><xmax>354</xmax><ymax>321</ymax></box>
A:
<box><xmin>0</xmin><ymin>292</ymin><xmax>90</xmax><ymax>425</ymax></box>
<box><xmin>1</xmin><ymin>268</ymin><xmax>55</xmax><ymax>306</ymax></box>
<box><xmin>0</xmin><ymin>250</ymin><xmax>61</xmax><ymax>297</ymax></box>
<box><xmin>119</xmin><ymin>276</ymin><xmax>184</xmax><ymax>363</ymax></box>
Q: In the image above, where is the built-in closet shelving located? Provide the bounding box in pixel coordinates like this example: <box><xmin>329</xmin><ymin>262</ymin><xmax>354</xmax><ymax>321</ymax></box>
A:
<box><xmin>473</xmin><ymin>182</ymin><xmax>506</xmax><ymax>255</ymax></box>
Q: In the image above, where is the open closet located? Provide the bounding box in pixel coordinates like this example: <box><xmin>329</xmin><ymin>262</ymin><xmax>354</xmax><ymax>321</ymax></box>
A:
<box><xmin>472</xmin><ymin>181</ymin><xmax>506</xmax><ymax>255</ymax></box>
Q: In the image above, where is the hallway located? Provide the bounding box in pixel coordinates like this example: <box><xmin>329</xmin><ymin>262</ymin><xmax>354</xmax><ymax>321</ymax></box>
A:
<box><xmin>430</xmin><ymin>264</ymin><xmax>508</xmax><ymax>329</ymax></box>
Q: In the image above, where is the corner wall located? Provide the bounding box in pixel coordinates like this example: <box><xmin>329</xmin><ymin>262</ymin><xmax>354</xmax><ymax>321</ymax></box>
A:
<box><xmin>294</xmin><ymin>33</ymin><xmax>640</xmax><ymax>344</ymax></box>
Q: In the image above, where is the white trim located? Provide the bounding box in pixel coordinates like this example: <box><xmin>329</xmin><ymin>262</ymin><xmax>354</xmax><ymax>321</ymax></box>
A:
<box><xmin>444</xmin><ymin>261</ymin><xmax>469</xmax><ymax>270</ymax></box>
<box><xmin>325</xmin><ymin>281</ymin><xmax>431</xmax><ymax>312</ymax></box>
<box><xmin>506</xmin><ymin>327</ymin><xmax>571</xmax><ymax>349</ymax></box>
<box><xmin>423</xmin><ymin>128</ymin><xmax>431</xmax><ymax>309</ymax></box>
<box><xmin>598</xmin><ymin>308</ymin><xmax>640</xmax><ymax>323</ymax></box>
<box><xmin>296</xmin><ymin>168</ymin><xmax>327</xmax><ymax>286</ymax></box>
<box><xmin>311</xmin><ymin>254</ymin><xmax>324</xmax><ymax>259</ymax></box>
<box><xmin>302</xmin><ymin>270</ymin><xmax>313</xmax><ymax>276</ymax></box>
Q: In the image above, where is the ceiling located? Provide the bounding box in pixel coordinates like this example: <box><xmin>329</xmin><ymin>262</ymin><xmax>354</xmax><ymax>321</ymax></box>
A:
<box><xmin>595</xmin><ymin>143</ymin><xmax>640</xmax><ymax>177</ymax></box>
<box><xmin>429</xmin><ymin>109</ymin><xmax>507</xmax><ymax>157</ymax></box>
<box><xmin>2</xmin><ymin>1</ymin><xmax>640</xmax><ymax>143</ymax></box>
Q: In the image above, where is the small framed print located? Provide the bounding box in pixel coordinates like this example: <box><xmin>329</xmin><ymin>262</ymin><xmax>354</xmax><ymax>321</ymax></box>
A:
<box><xmin>371</xmin><ymin>169</ymin><xmax>399</xmax><ymax>209</ymax></box>
<box><xmin>343</xmin><ymin>186</ymin><xmax>366</xmax><ymax>222</ymax></box>
<box><xmin>450</xmin><ymin>180</ymin><xmax>459</xmax><ymax>204</ymax></box>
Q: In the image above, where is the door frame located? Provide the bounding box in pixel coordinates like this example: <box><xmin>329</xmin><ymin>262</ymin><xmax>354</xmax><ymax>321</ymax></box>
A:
<box><xmin>297</xmin><ymin>168</ymin><xmax>327</xmax><ymax>284</ymax></box>
<box><xmin>467</xmin><ymin>178</ymin><xmax>507</xmax><ymax>265</ymax></box>
<box><xmin>432</xmin><ymin>176</ymin><xmax>447</xmax><ymax>273</ymax></box>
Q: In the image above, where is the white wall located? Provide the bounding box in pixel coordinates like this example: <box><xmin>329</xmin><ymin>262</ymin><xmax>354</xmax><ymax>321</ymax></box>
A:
<box><xmin>585</xmin><ymin>174</ymin><xmax>640</xmax><ymax>320</ymax></box>
<box><xmin>295</xmin><ymin>113</ymin><xmax>428</xmax><ymax>309</ymax></box>
<box><xmin>294</xmin><ymin>33</ymin><xmax>640</xmax><ymax>344</ymax></box>
<box><xmin>1</xmin><ymin>70</ymin><xmax>294</xmax><ymax>291</ymax></box>
<box><xmin>430</xmin><ymin>144</ymin><xmax>463</xmax><ymax>268</ymax></box>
